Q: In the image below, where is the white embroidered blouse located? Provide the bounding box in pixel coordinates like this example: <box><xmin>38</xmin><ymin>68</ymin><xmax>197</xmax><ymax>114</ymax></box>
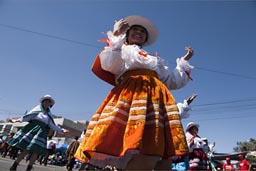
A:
<box><xmin>21</xmin><ymin>105</ymin><xmax>63</xmax><ymax>133</ymax></box>
<box><xmin>99</xmin><ymin>31</ymin><xmax>194</xmax><ymax>90</ymax></box>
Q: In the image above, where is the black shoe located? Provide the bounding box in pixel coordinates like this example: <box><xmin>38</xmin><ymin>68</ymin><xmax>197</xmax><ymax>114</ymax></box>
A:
<box><xmin>10</xmin><ymin>162</ymin><xmax>18</xmax><ymax>171</ymax></box>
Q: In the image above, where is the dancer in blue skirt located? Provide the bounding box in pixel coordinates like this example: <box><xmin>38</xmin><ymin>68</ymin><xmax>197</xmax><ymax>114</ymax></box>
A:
<box><xmin>8</xmin><ymin>95</ymin><xmax>69</xmax><ymax>171</ymax></box>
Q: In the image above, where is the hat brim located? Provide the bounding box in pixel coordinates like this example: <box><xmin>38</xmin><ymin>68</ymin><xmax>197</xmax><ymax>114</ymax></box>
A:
<box><xmin>40</xmin><ymin>97</ymin><xmax>55</xmax><ymax>107</ymax></box>
<box><xmin>125</xmin><ymin>15</ymin><xmax>158</xmax><ymax>46</ymax></box>
<box><xmin>186</xmin><ymin>123</ymin><xmax>199</xmax><ymax>131</ymax></box>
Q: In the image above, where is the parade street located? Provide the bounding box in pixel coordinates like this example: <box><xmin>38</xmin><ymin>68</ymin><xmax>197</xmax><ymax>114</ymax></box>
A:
<box><xmin>0</xmin><ymin>156</ymin><xmax>66</xmax><ymax>171</ymax></box>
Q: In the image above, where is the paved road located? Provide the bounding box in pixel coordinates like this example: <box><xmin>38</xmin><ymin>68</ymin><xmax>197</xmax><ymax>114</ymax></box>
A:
<box><xmin>0</xmin><ymin>156</ymin><xmax>67</xmax><ymax>171</ymax></box>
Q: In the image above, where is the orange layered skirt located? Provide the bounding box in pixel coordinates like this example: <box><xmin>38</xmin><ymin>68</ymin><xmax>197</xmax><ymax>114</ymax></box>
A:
<box><xmin>75</xmin><ymin>69</ymin><xmax>189</xmax><ymax>168</ymax></box>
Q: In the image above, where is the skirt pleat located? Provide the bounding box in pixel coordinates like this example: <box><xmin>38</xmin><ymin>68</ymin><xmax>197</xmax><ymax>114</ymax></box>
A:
<box><xmin>8</xmin><ymin>120</ymin><xmax>48</xmax><ymax>155</ymax></box>
<box><xmin>75</xmin><ymin>69</ymin><xmax>189</xmax><ymax>168</ymax></box>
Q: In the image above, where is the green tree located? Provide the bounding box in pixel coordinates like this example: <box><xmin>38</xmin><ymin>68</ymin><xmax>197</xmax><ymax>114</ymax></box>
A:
<box><xmin>233</xmin><ymin>138</ymin><xmax>256</xmax><ymax>163</ymax></box>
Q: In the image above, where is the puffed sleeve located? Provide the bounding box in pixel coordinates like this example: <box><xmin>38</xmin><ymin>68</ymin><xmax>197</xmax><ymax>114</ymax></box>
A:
<box><xmin>99</xmin><ymin>31</ymin><xmax>126</xmax><ymax>75</ymax></box>
<box><xmin>177</xmin><ymin>99</ymin><xmax>191</xmax><ymax>119</ymax></box>
<box><xmin>158</xmin><ymin>57</ymin><xmax>194</xmax><ymax>90</ymax></box>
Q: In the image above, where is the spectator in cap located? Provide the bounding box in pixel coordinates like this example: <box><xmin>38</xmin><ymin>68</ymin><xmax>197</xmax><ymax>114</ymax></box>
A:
<box><xmin>223</xmin><ymin>157</ymin><xmax>235</xmax><ymax>171</ymax></box>
<box><xmin>8</xmin><ymin>95</ymin><xmax>69</xmax><ymax>171</ymax></box>
<box><xmin>238</xmin><ymin>154</ymin><xmax>251</xmax><ymax>171</ymax></box>
<box><xmin>75</xmin><ymin>15</ymin><xmax>195</xmax><ymax>170</ymax></box>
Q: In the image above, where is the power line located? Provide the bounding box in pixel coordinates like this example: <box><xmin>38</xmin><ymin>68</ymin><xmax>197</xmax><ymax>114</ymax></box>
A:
<box><xmin>195</xmin><ymin>114</ymin><xmax>256</xmax><ymax>122</ymax></box>
<box><xmin>0</xmin><ymin>23</ymin><xmax>102</xmax><ymax>49</ymax></box>
<box><xmin>193</xmin><ymin>98</ymin><xmax>256</xmax><ymax>107</ymax></box>
<box><xmin>191</xmin><ymin>98</ymin><xmax>256</xmax><ymax>114</ymax></box>
<box><xmin>0</xmin><ymin>23</ymin><xmax>256</xmax><ymax>81</ymax></box>
<box><xmin>195</xmin><ymin>66</ymin><xmax>256</xmax><ymax>80</ymax></box>
<box><xmin>3</xmin><ymin>97</ymin><xmax>256</xmax><ymax>120</ymax></box>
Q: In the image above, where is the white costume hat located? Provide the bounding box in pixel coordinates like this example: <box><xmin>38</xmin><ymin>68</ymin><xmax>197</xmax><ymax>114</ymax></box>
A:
<box><xmin>40</xmin><ymin>95</ymin><xmax>55</xmax><ymax>107</ymax></box>
<box><xmin>186</xmin><ymin>122</ymin><xmax>199</xmax><ymax>131</ymax></box>
<box><xmin>125</xmin><ymin>15</ymin><xmax>158</xmax><ymax>46</ymax></box>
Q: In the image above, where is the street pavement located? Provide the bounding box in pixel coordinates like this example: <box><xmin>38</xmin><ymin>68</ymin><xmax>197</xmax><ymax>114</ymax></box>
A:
<box><xmin>0</xmin><ymin>156</ymin><xmax>67</xmax><ymax>171</ymax></box>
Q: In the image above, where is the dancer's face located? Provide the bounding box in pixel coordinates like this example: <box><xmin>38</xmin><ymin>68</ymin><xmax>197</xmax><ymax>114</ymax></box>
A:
<box><xmin>42</xmin><ymin>99</ymin><xmax>52</xmax><ymax>110</ymax></box>
<box><xmin>191</xmin><ymin>126</ymin><xmax>199</xmax><ymax>135</ymax></box>
<box><xmin>127</xmin><ymin>25</ymin><xmax>148</xmax><ymax>47</ymax></box>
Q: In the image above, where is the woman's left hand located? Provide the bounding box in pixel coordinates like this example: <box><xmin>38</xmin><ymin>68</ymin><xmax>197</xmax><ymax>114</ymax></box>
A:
<box><xmin>62</xmin><ymin>128</ymin><xmax>69</xmax><ymax>133</ymax></box>
<box><xmin>183</xmin><ymin>46</ymin><xmax>194</xmax><ymax>60</ymax></box>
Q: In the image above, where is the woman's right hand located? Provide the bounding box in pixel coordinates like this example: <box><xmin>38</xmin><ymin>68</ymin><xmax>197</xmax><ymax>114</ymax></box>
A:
<box><xmin>113</xmin><ymin>18</ymin><xmax>129</xmax><ymax>36</ymax></box>
<box><xmin>186</xmin><ymin>93</ymin><xmax>198</xmax><ymax>105</ymax></box>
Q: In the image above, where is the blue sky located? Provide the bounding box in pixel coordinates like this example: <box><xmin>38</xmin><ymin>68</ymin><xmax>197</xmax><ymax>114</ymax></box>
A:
<box><xmin>0</xmin><ymin>0</ymin><xmax>255</xmax><ymax>153</ymax></box>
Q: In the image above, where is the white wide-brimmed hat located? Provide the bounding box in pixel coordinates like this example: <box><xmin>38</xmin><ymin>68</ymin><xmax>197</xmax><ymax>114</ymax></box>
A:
<box><xmin>40</xmin><ymin>95</ymin><xmax>55</xmax><ymax>107</ymax></box>
<box><xmin>186</xmin><ymin>122</ymin><xmax>199</xmax><ymax>131</ymax></box>
<box><xmin>125</xmin><ymin>15</ymin><xmax>158</xmax><ymax>46</ymax></box>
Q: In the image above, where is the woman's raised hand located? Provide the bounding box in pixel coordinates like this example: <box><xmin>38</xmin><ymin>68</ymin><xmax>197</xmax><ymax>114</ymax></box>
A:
<box><xmin>113</xmin><ymin>18</ymin><xmax>130</xmax><ymax>36</ymax></box>
<box><xmin>183</xmin><ymin>46</ymin><xmax>194</xmax><ymax>60</ymax></box>
<box><xmin>186</xmin><ymin>93</ymin><xmax>198</xmax><ymax>105</ymax></box>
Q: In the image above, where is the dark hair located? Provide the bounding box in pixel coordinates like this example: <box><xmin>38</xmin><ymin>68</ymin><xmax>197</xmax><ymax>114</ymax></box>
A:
<box><xmin>42</xmin><ymin>99</ymin><xmax>53</xmax><ymax>108</ymax></box>
<box><xmin>191</xmin><ymin>126</ymin><xmax>198</xmax><ymax>130</ymax></box>
<box><xmin>74</xmin><ymin>136</ymin><xmax>79</xmax><ymax>140</ymax></box>
<box><xmin>126</xmin><ymin>25</ymin><xmax>148</xmax><ymax>45</ymax></box>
